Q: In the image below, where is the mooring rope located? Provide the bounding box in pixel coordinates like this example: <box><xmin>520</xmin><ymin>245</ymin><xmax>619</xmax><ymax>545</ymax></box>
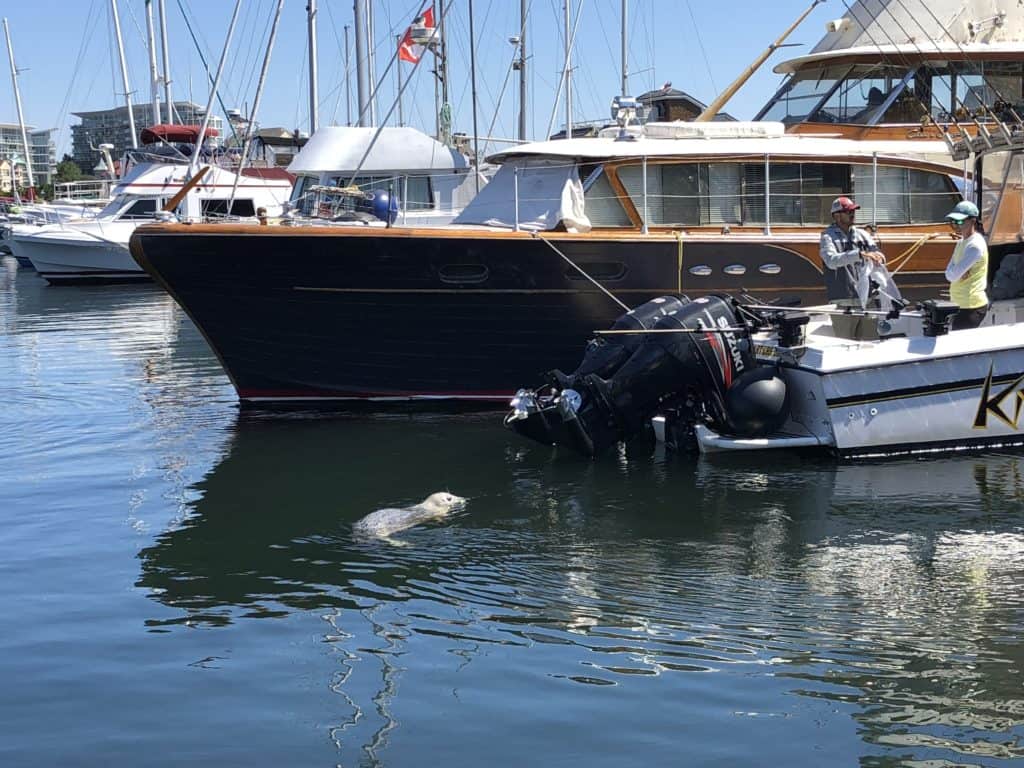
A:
<box><xmin>534</xmin><ymin>233</ymin><xmax>631</xmax><ymax>311</ymax></box>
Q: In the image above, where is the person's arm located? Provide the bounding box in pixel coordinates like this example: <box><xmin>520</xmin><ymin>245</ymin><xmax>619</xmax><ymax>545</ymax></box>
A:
<box><xmin>820</xmin><ymin>231</ymin><xmax>862</xmax><ymax>270</ymax></box>
<box><xmin>945</xmin><ymin>239</ymin><xmax>985</xmax><ymax>282</ymax></box>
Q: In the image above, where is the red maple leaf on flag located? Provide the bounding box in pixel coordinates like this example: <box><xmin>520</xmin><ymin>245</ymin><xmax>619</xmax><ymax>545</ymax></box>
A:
<box><xmin>398</xmin><ymin>7</ymin><xmax>436</xmax><ymax>64</ymax></box>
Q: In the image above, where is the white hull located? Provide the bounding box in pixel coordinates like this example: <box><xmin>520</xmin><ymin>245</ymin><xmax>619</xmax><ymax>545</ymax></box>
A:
<box><xmin>695</xmin><ymin>304</ymin><xmax>1024</xmax><ymax>458</ymax></box>
<box><xmin>13</xmin><ymin>222</ymin><xmax>141</xmax><ymax>283</ymax></box>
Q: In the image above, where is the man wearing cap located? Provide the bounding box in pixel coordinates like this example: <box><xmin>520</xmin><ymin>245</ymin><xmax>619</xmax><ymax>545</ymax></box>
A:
<box><xmin>944</xmin><ymin>200</ymin><xmax>989</xmax><ymax>330</ymax></box>
<box><xmin>820</xmin><ymin>196</ymin><xmax>888</xmax><ymax>339</ymax></box>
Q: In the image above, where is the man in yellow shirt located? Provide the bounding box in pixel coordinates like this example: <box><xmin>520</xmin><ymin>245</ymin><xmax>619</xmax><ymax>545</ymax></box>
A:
<box><xmin>944</xmin><ymin>201</ymin><xmax>989</xmax><ymax>330</ymax></box>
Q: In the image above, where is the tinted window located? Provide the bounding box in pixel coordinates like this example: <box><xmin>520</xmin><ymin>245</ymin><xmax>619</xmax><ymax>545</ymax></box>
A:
<box><xmin>119</xmin><ymin>198</ymin><xmax>159</xmax><ymax>220</ymax></box>
<box><xmin>202</xmin><ymin>198</ymin><xmax>256</xmax><ymax>217</ymax></box>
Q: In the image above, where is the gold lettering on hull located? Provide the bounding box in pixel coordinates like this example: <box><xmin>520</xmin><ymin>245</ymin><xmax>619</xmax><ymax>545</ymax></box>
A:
<box><xmin>973</xmin><ymin>362</ymin><xmax>1024</xmax><ymax>430</ymax></box>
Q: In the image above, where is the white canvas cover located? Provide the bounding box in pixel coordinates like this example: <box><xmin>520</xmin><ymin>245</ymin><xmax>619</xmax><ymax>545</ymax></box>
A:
<box><xmin>453</xmin><ymin>158</ymin><xmax>591</xmax><ymax>232</ymax></box>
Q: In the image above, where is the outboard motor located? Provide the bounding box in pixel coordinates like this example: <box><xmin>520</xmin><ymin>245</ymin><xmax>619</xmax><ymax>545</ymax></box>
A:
<box><xmin>507</xmin><ymin>295</ymin><xmax>789</xmax><ymax>455</ymax></box>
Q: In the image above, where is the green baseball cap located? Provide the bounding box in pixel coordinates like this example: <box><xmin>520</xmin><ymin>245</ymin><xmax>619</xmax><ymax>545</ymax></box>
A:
<box><xmin>946</xmin><ymin>200</ymin><xmax>979</xmax><ymax>222</ymax></box>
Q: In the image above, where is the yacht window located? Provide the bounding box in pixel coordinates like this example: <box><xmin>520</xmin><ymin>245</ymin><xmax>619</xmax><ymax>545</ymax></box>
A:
<box><xmin>618</xmin><ymin>162</ymin><xmax>744</xmax><ymax>227</ymax></box>
<box><xmin>853</xmin><ymin>165</ymin><xmax>960</xmax><ymax>224</ymax></box>
<box><xmin>755</xmin><ymin>65</ymin><xmax>852</xmax><ymax>124</ymax></box>
<box><xmin>290</xmin><ymin>174</ymin><xmax>315</xmax><ymax>214</ymax></box>
<box><xmin>582</xmin><ymin>168</ymin><xmax>631</xmax><ymax>227</ymax></box>
<box><xmin>118</xmin><ymin>198</ymin><xmax>160</xmax><ymax>220</ymax></box>
<box><xmin>202</xmin><ymin>198</ymin><xmax>257</xmax><ymax>217</ymax></box>
<box><xmin>327</xmin><ymin>174</ymin><xmax>433</xmax><ymax>212</ymax></box>
<box><xmin>661</xmin><ymin>164</ymin><xmax>701</xmax><ymax>225</ymax></box>
<box><xmin>737</xmin><ymin>163</ymin><xmax>851</xmax><ymax>226</ymax></box>
<box><xmin>922</xmin><ymin>63</ymin><xmax>1024</xmax><ymax>122</ymax></box>
<box><xmin>703</xmin><ymin>164</ymin><xmax>742</xmax><ymax>224</ymax></box>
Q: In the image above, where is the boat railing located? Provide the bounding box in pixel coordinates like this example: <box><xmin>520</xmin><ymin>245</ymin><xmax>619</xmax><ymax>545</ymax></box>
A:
<box><xmin>54</xmin><ymin>179</ymin><xmax>112</xmax><ymax>203</ymax></box>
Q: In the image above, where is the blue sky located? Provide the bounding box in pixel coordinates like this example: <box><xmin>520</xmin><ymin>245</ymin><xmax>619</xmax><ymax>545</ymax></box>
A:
<box><xmin>1</xmin><ymin>0</ymin><xmax>838</xmax><ymax>157</ymax></box>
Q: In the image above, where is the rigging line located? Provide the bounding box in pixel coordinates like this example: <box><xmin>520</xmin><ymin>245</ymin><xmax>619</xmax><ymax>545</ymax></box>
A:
<box><xmin>53</xmin><ymin>0</ymin><xmax>103</xmax><ymax>157</ymax></box>
<box><xmin>349</xmin><ymin>1</ymin><xmax>426</xmax><ymax>130</ymax></box>
<box><xmin>684</xmin><ymin>1</ymin><xmax>716</xmax><ymax>95</ymax></box>
<box><xmin>480</xmin><ymin>41</ymin><xmax>522</xmax><ymax>158</ymax></box>
<box><xmin>835</xmin><ymin>0</ymin><xmax>964</xmax><ymax>151</ymax></box>
<box><xmin>879</xmin><ymin>0</ymin><xmax>994</xmax><ymax>137</ymax></box>
<box><xmin>225</xmin><ymin>0</ymin><xmax>261</xmax><ymax>99</ymax></box>
<box><xmin>345</xmin><ymin>0</ymin><xmax>455</xmax><ymax>187</ymax></box>
<box><xmin>175</xmin><ymin>0</ymin><xmax>240</xmax><ymax>143</ymax></box>
<box><xmin>534</xmin><ymin>233</ymin><xmax>631</xmax><ymax>311</ymax></box>
<box><xmin>902</xmin><ymin>0</ymin><xmax>1024</xmax><ymax>131</ymax></box>
<box><xmin>237</xmin><ymin>0</ymin><xmax>274</xmax><ymax>120</ymax></box>
<box><xmin>323</xmin><ymin>0</ymin><xmax>346</xmax><ymax>125</ymax></box>
<box><xmin>545</xmin><ymin>0</ymin><xmax>587</xmax><ymax>140</ymax></box>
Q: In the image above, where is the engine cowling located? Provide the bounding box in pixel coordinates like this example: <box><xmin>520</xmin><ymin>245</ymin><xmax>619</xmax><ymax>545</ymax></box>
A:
<box><xmin>506</xmin><ymin>295</ymin><xmax>788</xmax><ymax>455</ymax></box>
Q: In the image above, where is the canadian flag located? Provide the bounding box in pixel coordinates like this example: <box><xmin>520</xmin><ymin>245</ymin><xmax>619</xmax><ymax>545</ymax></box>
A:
<box><xmin>398</xmin><ymin>7</ymin><xmax>435</xmax><ymax>64</ymax></box>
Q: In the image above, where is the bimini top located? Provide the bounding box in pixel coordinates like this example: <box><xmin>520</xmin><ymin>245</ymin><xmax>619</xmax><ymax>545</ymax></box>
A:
<box><xmin>140</xmin><ymin>124</ymin><xmax>220</xmax><ymax>144</ymax></box>
<box><xmin>288</xmin><ymin>126</ymin><xmax>469</xmax><ymax>174</ymax></box>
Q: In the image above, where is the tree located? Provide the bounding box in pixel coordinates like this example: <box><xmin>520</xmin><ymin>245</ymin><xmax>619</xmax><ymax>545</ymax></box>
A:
<box><xmin>55</xmin><ymin>156</ymin><xmax>83</xmax><ymax>184</ymax></box>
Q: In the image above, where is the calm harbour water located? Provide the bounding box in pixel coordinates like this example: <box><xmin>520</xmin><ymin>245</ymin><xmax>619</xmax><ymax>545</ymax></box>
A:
<box><xmin>2</xmin><ymin>254</ymin><xmax>1023</xmax><ymax>767</ymax></box>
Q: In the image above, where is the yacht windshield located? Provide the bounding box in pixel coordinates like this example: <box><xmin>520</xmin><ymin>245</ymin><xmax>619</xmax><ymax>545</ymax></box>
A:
<box><xmin>757</xmin><ymin>65</ymin><xmax>853</xmax><ymax>123</ymax></box>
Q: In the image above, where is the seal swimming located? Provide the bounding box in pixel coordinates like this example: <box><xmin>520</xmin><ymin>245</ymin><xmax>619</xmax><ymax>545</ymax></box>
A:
<box><xmin>352</xmin><ymin>492</ymin><xmax>467</xmax><ymax>539</ymax></box>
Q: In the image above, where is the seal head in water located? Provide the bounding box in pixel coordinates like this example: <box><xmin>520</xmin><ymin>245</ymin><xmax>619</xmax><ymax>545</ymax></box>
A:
<box><xmin>352</xmin><ymin>492</ymin><xmax>467</xmax><ymax>538</ymax></box>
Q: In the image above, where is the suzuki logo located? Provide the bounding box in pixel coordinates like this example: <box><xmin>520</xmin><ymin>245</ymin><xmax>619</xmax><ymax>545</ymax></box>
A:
<box><xmin>973</xmin><ymin>362</ymin><xmax>1024</xmax><ymax>429</ymax></box>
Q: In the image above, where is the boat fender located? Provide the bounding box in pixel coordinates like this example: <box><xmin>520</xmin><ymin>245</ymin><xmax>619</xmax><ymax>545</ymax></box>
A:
<box><xmin>723</xmin><ymin>366</ymin><xmax>790</xmax><ymax>437</ymax></box>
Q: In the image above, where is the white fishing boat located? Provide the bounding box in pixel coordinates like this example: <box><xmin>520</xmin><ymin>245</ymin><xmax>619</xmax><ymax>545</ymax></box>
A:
<box><xmin>505</xmin><ymin>131</ymin><xmax>1024</xmax><ymax>459</ymax></box>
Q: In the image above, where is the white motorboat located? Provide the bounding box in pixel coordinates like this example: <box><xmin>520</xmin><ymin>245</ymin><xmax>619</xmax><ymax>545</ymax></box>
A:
<box><xmin>283</xmin><ymin>125</ymin><xmax>484</xmax><ymax>227</ymax></box>
<box><xmin>8</xmin><ymin>159</ymin><xmax>292</xmax><ymax>284</ymax></box>
<box><xmin>504</xmin><ymin>134</ymin><xmax>1024</xmax><ymax>459</ymax></box>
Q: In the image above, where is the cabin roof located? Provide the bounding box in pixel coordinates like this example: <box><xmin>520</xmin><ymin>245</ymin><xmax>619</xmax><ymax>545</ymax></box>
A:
<box><xmin>287</xmin><ymin>126</ymin><xmax>467</xmax><ymax>174</ymax></box>
<box><xmin>486</xmin><ymin>123</ymin><xmax>953</xmax><ymax>166</ymax></box>
<box><xmin>775</xmin><ymin>41</ymin><xmax>1024</xmax><ymax>74</ymax></box>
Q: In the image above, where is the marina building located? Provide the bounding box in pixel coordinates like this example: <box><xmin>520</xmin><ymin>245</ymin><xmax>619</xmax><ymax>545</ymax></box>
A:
<box><xmin>70</xmin><ymin>102</ymin><xmax>224</xmax><ymax>171</ymax></box>
<box><xmin>0</xmin><ymin>123</ymin><xmax>56</xmax><ymax>190</ymax></box>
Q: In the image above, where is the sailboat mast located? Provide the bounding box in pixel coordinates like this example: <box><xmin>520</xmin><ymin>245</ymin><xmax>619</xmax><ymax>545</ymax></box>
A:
<box><xmin>145</xmin><ymin>0</ymin><xmax>162</xmax><ymax>126</ymax></box>
<box><xmin>307</xmin><ymin>0</ymin><xmax>319</xmax><ymax>133</ymax></box>
<box><xmin>344</xmin><ymin>25</ymin><xmax>352</xmax><ymax>126</ymax></box>
<box><xmin>366</xmin><ymin>1</ymin><xmax>377</xmax><ymax>126</ymax></box>
<box><xmin>621</xmin><ymin>0</ymin><xmax>628</xmax><ymax>95</ymax></box>
<box><xmin>564</xmin><ymin>0</ymin><xmax>572</xmax><ymax>139</ymax></box>
<box><xmin>469</xmin><ymin>0</ymin><xmax>480</xmax><ymax>192</ymax></box>
<box><xmin>518</xmin><ymin>0</ymin><xmax>527</xmax><ymax>141</ymax></box>
<box><xmin>354</xmin><ymin>0</ymin><xmax>368</xmax><ymax>127</ymax></box>
<box><xmin>158</xmin><ymin>0</ymin><xmax>173</xmax><ymax>123</ymax></box>
<box><xmin>110</xmin><ymin>0</ymin><xmax>138</xmax><ymax>149</ymax></box>
<box><xmin>439</xmin><ymin>0</ymin><xmax>449</xmax><ymax>143</ymax></box>
<box><xmin>3</xmin><ymin>17</ymin><xmax>34</xmax><ymax>195</ymax></box>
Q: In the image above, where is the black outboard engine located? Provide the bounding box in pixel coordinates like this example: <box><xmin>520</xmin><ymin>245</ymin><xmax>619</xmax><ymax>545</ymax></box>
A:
<box><xmin>506</xmin><ymin>295</ymin><xmax>788</xmax><ymax>455</ymax></box>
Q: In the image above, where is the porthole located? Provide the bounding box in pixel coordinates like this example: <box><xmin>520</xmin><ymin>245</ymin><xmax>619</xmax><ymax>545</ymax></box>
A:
<box><xmin>758</xmin><ymin>263</ymin><xmax>782</xmax><ymax>275</ymax></box>
<box><xmin>438</xmin><ymin>264</ymin><xmax>489</xmax><ymax>284</ymax></box>
<box><xmin>689</xmin><ymin>265</ymin><xmax>712</xmax><ymax>277</ymax></box>
<box><xmin>723</xmin><ymin>264</ymin><xmax>747</xmax><ymax>276</ymax></box>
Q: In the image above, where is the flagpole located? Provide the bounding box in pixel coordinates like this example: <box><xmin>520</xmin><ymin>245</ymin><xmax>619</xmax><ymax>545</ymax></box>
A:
<box><xmin>395</xmin><ymin>34</ymin><xmax>403</xmax><ymax>126</ymax></box>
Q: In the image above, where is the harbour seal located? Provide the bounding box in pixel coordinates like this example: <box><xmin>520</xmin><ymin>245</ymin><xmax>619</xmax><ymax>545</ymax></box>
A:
<box><xmin>352</xmin><ymin>492</ymin><xmax>467</xmax><ymax>540</ymax></box>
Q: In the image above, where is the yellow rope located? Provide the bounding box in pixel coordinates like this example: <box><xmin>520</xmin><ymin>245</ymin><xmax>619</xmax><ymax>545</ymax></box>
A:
<box><xmin>888</xmin><ymin>233</ymin><xmax>939</xmax><ymax>274</ymax></box>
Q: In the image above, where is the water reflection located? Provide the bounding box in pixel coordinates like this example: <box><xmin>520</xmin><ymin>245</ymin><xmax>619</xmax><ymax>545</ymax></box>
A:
<box><xmin>138</xmin><ymin>413</ymin><xmax>1024</xmax><ymax>764</ymax></box>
